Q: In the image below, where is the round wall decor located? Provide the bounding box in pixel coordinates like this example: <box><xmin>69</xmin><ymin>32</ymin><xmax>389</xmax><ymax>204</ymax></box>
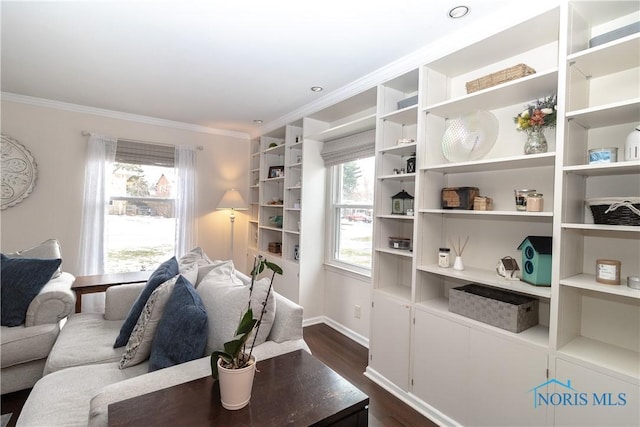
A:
<box><xmin>1</xmin><ymin>135</ymin><xmax>38</xmax><ymax>210</ymax></box>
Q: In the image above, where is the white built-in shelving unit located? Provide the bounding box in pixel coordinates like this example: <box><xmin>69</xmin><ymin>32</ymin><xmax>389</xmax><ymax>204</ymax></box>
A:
<box><xmin>251</xmin><ymin>1</ymin><xmax>639</xmax><ymax>425</ymax></box>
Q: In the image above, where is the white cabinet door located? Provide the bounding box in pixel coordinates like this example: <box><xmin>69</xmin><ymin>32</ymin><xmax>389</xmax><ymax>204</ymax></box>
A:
<box><xmin>554</xmin><ymin>359</ymin><xmax>639</xmax><ymax>427</ymax></box>
<box><xmin>369</xmin><ymin>292</ymin><xmax>411</xmax><ymax>390</ymax></box>
<box><xmin>412</xmin><ymin>309</ymin><xmax>469</xmax><ymax>426</ymax></box>
<box><xmin>467</xmin><ymin>330</ymin><xmax>549</xmax><ymax>426</ymax></box>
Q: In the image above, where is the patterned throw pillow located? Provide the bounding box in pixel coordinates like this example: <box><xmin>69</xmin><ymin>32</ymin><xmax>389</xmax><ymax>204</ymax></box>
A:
<box><xmin>119</xmin><ymin>276</ymin><xmax>178</xmax><ymax>369</ymax></box>
<box><xmin>114</xmin><ymin>257</ymin><xmax>179</xmax><ymax>348</ymax></box>
<box><xmin>148</xmin><ymin>276</ymin><xmax>208</xmax><ymax>372</ymax></box>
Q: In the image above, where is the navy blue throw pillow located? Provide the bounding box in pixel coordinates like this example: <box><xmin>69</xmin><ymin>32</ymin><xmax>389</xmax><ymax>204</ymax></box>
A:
<box><xmin>148</xmin><ymin>276</ymin><xmax>208</xmax><ymax>372</ymax></box>
<box><xmin>114</xmin><ymin>256</ymin><xmax>179</xmax><ymax>348</ymax></box>
<box><xmin>1</xmin><ymin>254</ymin><xmax>62</xmax><ymax>326</ymax></box>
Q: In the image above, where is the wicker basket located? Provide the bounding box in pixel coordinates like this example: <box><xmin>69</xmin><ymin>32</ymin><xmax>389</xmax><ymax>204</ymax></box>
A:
<box><xmin>465</xmin><ymin>64</ymin><xmax>536</xmax><ymax>94</ymax></box>
<box><xmin>586</xmin><ymin>197</ymin><xmax>640</xmax><ymax>226</ymax></box>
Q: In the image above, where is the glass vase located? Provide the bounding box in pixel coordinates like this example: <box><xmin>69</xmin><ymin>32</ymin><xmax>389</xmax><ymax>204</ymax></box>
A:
<box><xmin>524</xmin><ymin>129</ymin><xmax>548</xmax><ymax>155</ymax></box>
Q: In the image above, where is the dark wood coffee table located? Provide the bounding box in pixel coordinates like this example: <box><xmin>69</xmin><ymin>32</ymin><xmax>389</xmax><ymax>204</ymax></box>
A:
<box><xmin>108</xmin><ymin>350</ymin><xmax>369</xmax><ymax>426</ymax></box>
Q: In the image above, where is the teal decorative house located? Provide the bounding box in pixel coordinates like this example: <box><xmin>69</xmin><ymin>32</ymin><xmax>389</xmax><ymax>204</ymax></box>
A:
<box><xmin>517</xmin><ymin>236</ymin><xmax>552</xmax><ymax>286</ymax></box>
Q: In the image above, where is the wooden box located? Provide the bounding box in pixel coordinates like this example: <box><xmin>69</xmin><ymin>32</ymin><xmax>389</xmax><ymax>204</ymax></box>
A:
<box><xmin>441</xmin><ymin>187</ymin><xmax>479</xmax><ymax>210</ymax></box>
<box><xmin>473</xmin><ymin>196</ymin><xmax>493</xmax><ymax>211</ymax></box>
<box><xmin>268</xmin><ymin>242</ymin><xmax>282</xmax><ymax>254</ymax></box>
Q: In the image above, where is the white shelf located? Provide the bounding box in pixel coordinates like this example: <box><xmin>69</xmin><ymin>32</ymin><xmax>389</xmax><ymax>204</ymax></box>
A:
<box><xmin>306</xmin><ymin>113</ymin><xmax>376</xmax><ymax>142</ymax></box>
<box><xmin>285</xmin><ymin>186</ymin><xmax>302</xmax><ymax>190</ymax></box>
<box><xmin>415</xmin><ymin>297</ymin><xmax>549</xmax><ymax>349</ymax></box>
<box><xmin>284</xmin><ymin>229</ymin><xmax>300</xmax><ymax>235</ymax></box>
<box><xmin>423</xmin><ymin>69</ymin><xmax>558</xmax><ymax>118</ymax></box>
<box><xmin>285</xmin><ymin>207</ymin><xmax>301</xmax><ymax>212</ymax></box>
<box><xmin>378</xmin><ymin>172</ymin><xmax>416</xmax><ymax>181</ymax></box>
<box><xmin>260</xmin><ymin>204</ymin><xmax>284</xmax><ymax>208</ymax></box>
<box><xmin>259</xmin><ymin>225</ymin><xmax>283</xmax><ymax>232</ymax></box>
<box><xmin>419</xmin><ymin>209</ymin><xmax>553</xmax><ymax>218</ymax></box>
<box><xmin>248</xmin><ymin>219</ymin><xmax>258</xmax><ymax>224</ymax></box>
<box><xmin>566</xmin><ymin>98</ymin><xmax>640</xmax><ymax>129</ymax></box>
<box><xmin>561</xmin><ymin>223</ymin><xmax>640</xmax><ymax>233</ymax></box>
<box><xmin>560</xmin><ymin>274</ymin><xmax>640</xmax><ymax>299</ymax></box>
<box><xmin>417</xmin><ymin>264</ymin><xmax>552</xmax><ymax>299</ymax></box>
<box><xmin>379</xmin><ymin>105</ymin><xmax>418</xmax><ymax>125</ymax></box>
<box><xmin>289</xmin><ymin>141</ymin><xmax>303</xmax><ymax>150</ymax></box>
<box><xmin>423</xmin><ymin>152</ymin><xmax>555</xmax><ymax>174</ymax></box>
<box><xmin>262</xmin><ymin>177</ymin><xmax>284</xmax><ymax>183</ymax></box>
<box><xmin>563</xmin><ymin>161</ymin><xmax>640</xmax><ymax>176</ymax></box>
<box><xmin>558</xmin><ymin>336</ymin><xmax>640</xmax><ymax>381</ymax></box>
<box><xmin>378</xmin><ymin>143</ymin><xmax>418</xmax><ymax>157</ymax></box>
<box><xmin>375</xmin><ymin>247</ymin><xmax>414</xmax><ymax>258</ymax></box>
<box><xmin>262</xmin><ymin>144</ymin><xmax>286</xmax><ymax>155</ymax></box>
<box><xmin>374</xmin><ymin>285</ymin><xmax>411</xmax><ymax>302</ymax></box>
<box><xmin>376</xmin><ymin>214</ymin><xmax>415</xmax><ymax>221</ymax></box>
<box><xmin>567</xmin><ymin>33</ymin><xmax>640</xmax><ymax>78</ymax></box>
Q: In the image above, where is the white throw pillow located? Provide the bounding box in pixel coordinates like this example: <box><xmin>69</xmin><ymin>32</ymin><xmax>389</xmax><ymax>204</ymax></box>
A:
<box><xmin>119</xmin><ymin>276</ymin><xmax>177</xmax><ymax>369</ymax></box>
<box><xmin>196</xmin><ymin>265</ymin><xmax>276</xmax><ymax>355</ymax></box>
<box><xmin>7</xmin><ymin>239</ymin><xmax>63</xmax><ymax>278</ymax></box>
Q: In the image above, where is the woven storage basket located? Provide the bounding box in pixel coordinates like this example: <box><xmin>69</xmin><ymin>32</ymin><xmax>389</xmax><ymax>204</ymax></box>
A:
<box><xmin>465</xmin><ymin>64</ymin><xmax>536</xmax><ymax>94</ymax></box>
<box><xmin>586</xmin><ymin>197</ymin><xmax>640</xmax><ymax>226</ymax></box>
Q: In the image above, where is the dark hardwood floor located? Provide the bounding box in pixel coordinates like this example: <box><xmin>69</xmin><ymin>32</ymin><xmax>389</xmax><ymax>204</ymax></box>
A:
<box><xmin>1</xmin><ymin>323</ymin><xmax>437</xmax><ymax>427</ymax></box>
<box><xmin>304</xmin><ymin>323</ymin><xmax>437</xmax><ymax>427</ymax></box>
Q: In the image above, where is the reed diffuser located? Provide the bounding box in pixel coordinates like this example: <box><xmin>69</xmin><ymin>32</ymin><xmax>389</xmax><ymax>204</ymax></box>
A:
<box><xmin>449</xmin><ymin>236</ymin><xmax>469</xmax><ymax>271</ymax></box>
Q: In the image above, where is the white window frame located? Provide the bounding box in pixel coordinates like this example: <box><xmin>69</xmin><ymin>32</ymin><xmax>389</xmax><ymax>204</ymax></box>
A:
<box><xmin>325</xmin><ymin>158</ymin><xmax>374</xmax><ymax>277</ymax></box>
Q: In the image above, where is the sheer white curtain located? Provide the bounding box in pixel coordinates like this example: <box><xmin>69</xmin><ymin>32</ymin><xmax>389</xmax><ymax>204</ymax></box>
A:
<box><xmin>175</xmin><ymin>146</ymin><xmax>196</xmax><ymax>257</ymax></box>
<box><xmin>77</xmin><ymin>133</ymin><xmax>117</xmax><ymax>312</ymax></box>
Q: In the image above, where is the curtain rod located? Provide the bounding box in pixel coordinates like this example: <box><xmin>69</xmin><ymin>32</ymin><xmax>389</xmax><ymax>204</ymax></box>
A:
<box><xmin>81</xmin><ymin>131</ymin><xmax>203</xmax><ymax>151</ymax></box>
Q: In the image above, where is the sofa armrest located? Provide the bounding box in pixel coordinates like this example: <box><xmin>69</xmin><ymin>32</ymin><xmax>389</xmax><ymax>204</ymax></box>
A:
<box><xmin>268</xmin><ymin>292</ymin><xmax>304</xmax><ymax>343</ymax></box>
<box><xmin>104</xmin><ymin>283</ymin><xmax>144</xmax><ymax>321</ymax></box>
<box><xmin>25</xmin><ymin>272</ymin><xmax>76</xmax><ymax>327</ymax></box>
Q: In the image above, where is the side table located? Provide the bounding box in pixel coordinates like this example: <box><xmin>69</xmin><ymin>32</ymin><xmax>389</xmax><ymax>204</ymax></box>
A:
<box><xmin>71</xmin><ymin>271</ymin><xmax>151</xmax><ymax>313</ymax></box>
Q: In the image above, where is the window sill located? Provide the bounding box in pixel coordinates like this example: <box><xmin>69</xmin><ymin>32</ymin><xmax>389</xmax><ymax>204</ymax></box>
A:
<box><xmin>324</xmin><ymin>262</ymin><xmax>371</xmax><ymax>282</ymax></box>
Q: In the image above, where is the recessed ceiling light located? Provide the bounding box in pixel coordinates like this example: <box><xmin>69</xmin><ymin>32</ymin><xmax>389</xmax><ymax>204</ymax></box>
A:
<box><xmin>310</xmin><ymin>86</ymin><xmax>323</xmax><ymax>92</ymax></box>
<box><xmin>253</xmin><ymin>120</ymin><xmax>263</xmax><ymax>124</ymax></box>
<box><xmin>448</xmin><ymin>5</ymin><xmax>469</xmax><ymax>19</ymax></box>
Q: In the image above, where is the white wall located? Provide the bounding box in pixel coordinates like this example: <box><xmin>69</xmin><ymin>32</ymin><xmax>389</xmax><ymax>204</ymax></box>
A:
<box><xmin>323</xmin><ymin>266</ymin><xmax>371</xmax><ymax>344</ymax></box>
<box><xmin>0</xmin><ymin>100</ymin><xmax>250</xmax><ymax>274</ymax></box>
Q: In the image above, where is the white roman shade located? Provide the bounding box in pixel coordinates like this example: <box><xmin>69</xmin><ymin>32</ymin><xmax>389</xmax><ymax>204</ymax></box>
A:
<box><xmin>320</xmin><ymin>129</ymin><xmax>375</xmax><ymax>166</ymax></box>
<box><xmin>115</xmin><ymin>139</ymin><xmax>175</xmax><ymax>167</ymax></box>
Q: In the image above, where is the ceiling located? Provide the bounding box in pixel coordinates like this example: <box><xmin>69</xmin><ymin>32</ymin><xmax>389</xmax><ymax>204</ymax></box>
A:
<box><xmin>2</xmin><ymin>0</ymin><xmax>531</xmax><ymax>136</ymax></box>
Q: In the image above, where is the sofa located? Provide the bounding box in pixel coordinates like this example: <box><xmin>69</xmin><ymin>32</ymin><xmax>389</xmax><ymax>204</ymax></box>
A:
<box><xmin>16</xmin><ymin>257</ymin><xmax>308</xmax><ymax>427</ymax></box>
<box><xmin>1</xmin><ymin>238</ymin><xmax>75</xmax><ymax>394</ymax></box>
<box><xmin>1</xmin><ymin>270</ymin><xmax>76</xmax><ymax>395</ymax></box>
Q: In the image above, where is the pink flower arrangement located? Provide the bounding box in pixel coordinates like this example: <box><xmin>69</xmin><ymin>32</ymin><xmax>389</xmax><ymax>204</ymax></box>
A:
<box><xmin>514</xmin><ymin>94</ymin><xmax>557</xmax><ymax>134</ymax></box>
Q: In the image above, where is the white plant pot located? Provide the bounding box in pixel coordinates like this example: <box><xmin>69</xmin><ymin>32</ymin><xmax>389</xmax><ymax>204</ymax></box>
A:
<box><xmin>217</xmin><ymin>355</ymin><xmax>256</xmax><ymax>410</ymax></box>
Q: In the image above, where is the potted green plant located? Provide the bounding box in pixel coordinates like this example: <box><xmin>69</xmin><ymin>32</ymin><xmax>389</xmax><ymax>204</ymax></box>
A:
<box><xmin>210</xmin><ymin>255</ymin><xmax>282</xmax><ymax>410</ymax></box>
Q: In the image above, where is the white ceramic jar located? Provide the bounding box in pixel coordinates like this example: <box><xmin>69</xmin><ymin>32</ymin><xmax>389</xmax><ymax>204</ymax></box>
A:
<box><xmin>625</xmin><ymin>125</ymin><xmax>640</xmax><ymax>161</ymax></box>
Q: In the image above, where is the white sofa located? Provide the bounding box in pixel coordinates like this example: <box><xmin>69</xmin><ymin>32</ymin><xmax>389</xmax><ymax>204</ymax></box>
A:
<box><xmin>0</xmin><ymin>272</ymin><xmax>76</xmax><ymax>394</ymax></box>
<box><xmin>17</xmin><ymin>270</ymin><xmax>308</xmax><ymax>427</ymax></box>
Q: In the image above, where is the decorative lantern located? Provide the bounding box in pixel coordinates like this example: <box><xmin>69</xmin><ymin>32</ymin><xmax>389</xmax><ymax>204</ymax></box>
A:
<box><xmin>391</xmin><ymin>189</ymin><xmax>414</xmax><ymax>215</ymax></box>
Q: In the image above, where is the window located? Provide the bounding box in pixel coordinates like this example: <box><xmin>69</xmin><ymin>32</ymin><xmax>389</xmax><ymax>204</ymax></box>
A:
<box><xmin>106</xmin><ymin>141</ymin><xmax>177</xmax><ymax>273</ymax></box>
<box><xmin>329</xmin><ymin>156</ymin><xmax>375</xmax><ymax>271</ymax></box>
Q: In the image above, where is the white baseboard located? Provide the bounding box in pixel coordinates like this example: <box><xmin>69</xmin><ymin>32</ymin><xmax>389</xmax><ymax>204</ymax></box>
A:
<box><xmin>364</xmin><ymin>367</ymin><xmax>459</xmax><ymax>427</ymax></box>
<box><xmin>303</xmin><ymin>315</ymin><xmax>369</xmax><ymax>349</ymax></box>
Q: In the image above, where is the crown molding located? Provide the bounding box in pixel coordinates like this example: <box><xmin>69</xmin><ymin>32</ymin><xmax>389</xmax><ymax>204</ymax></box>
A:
<box><xmin>1</xmin><ymin>92</ymin><xmax>250</xmax><ymax>140</ymax></box>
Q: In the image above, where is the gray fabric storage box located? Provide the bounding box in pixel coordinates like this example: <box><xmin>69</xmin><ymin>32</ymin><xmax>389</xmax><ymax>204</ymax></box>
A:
<box><xmin>397</xmin><ymin>95</ymin><xmax>418</xmax><ymax>110</ymax></box>
<box><xmin>449</xmin><ymin>284</ymin><xmax>538</xmax><ymax>333</ymax></box>
<box><xmin>589</xmin><ymin>22</ymin><xmax>640</xmax><ymax>48</ymax></box>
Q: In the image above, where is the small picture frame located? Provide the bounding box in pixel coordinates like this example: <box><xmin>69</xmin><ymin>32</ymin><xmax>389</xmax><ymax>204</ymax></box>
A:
<box><xmin>268</xmin><ymin>166</ymin><xmax>285</xmax><ymax>179</ymax></box>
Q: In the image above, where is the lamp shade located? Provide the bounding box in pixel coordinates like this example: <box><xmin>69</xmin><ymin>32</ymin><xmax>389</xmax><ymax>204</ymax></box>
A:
<box><xmin>216</xmin><ymin>189</ymin><xmax>247</xmax><ymax>210</ymax></box>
